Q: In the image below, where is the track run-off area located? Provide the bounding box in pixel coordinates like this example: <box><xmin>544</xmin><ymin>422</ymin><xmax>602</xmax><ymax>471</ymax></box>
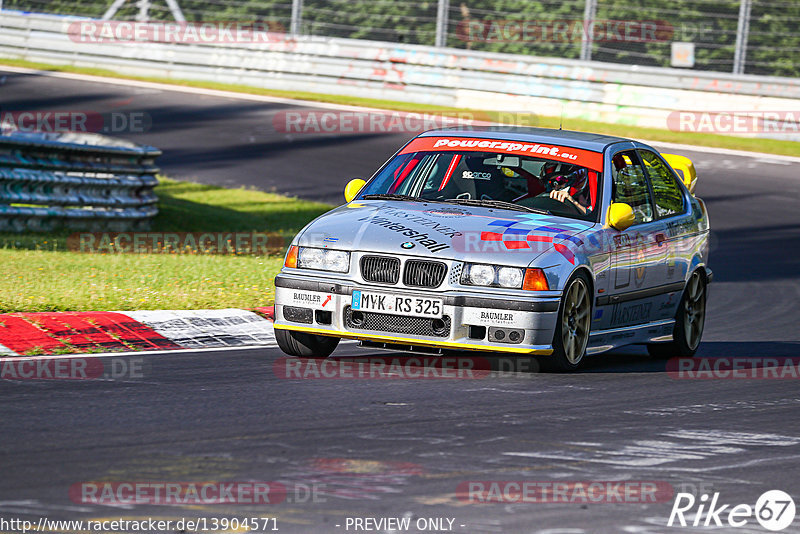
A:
<box><xmin>2</xmin><ymin>68</ymin><xmax>800</xmax><ymax>533</ymax></box>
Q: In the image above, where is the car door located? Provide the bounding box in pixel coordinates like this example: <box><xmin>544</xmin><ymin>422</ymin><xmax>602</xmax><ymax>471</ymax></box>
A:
<box><xmin>637</xmin><ymin>148</ymin><xmax>693</xmax><ymax>321</ymax></box>
<box><xmin>595</xmin><ymin>149</ymin><xmax>667</xmax><ymax>330</ymax></box>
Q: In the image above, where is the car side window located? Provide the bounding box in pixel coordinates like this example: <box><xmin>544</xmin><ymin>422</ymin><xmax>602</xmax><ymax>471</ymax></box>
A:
<box><xmin>638</xmin><ymin>150</ymin><xmax>686</xmax><ymax>218</ymax></box>
<box><xmin>610</xmin><ymin>150</ymin><xmax>654</xmax><ymax>225</ymax></box>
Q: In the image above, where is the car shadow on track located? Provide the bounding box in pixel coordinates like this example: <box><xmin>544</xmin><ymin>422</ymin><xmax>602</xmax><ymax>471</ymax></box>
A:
<box><xmin>576</xmin><ymin>341</ymin><xmax>800</xmax><ymax>374</ymax></box>
<box><xmin>321</xmin><ymin>341</ymin><xmax>800</xmax><ymax>377</ymax></box>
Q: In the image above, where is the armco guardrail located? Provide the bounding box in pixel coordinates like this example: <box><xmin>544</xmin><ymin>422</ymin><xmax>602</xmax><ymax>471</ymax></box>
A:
<box><xmin>1</xmin><ymin>11</ymin><xmax>799</xmax><ymax>139</ymax></box>
<box><xmin>0</xmin><ymin>131</ymin><xmax>160</xmax><ymax>232</ymax></box>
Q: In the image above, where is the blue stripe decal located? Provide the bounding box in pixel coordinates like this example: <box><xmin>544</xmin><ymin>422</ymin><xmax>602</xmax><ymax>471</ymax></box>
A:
<box><xmin>555</xmin><ymin>233</ymin><xmax>584</xmax><ymax>246</ymax></box>
<box><xmin>488</xmin><ymin>220</ymin><xmax>519</xmax><ymax>227</ymax></box>
<box><xmin>503</xmin><ymin>228</ymin><xmax>530</xmax><ymax>235</ymax></box>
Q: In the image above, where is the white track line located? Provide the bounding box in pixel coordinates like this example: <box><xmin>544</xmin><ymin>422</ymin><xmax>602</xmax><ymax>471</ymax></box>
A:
<box><xmin>0</xmin><ymin>343</ymin><xmax>275</xmax><ymax>362</ymax></box>
<box><xmin>642</xmin><ymin>139</ymin><xmax>800</xmax><ymax>162</ymax></box>
<box><xmin>0</xmin><ymin>342</ymin><xmax>19</xmax><ymax>357</ymax></box>
<box><xmin>0</xmin><ymin>65</ymin><xmax>396</xmax><ymax>112</ymax></box>
<box><xmin>126</xmin><ymin>308</ymin><xmax>276</xmax><ymax>349</ymax></box>
<box><xmin>4</xmin><ymin>64</ymin><xmax>799</xmax><ymax>163</ymax></box>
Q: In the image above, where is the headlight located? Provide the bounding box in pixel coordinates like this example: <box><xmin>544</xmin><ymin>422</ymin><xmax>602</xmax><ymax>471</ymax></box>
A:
<box><xmin>296</xmin><ymin>247</ymin><xmax>350</xmax><ymax>273</ymax></box>
<box><xmin>462</xmin><ymin>264</ymin><xmax>547</xmax><ymax>290</ymax></box>
<box><xmin>298</xmin><ymin>247</ymin><xmax>325</xmax><ymax>269</ymax></box>
<box><xmin>326</xmin><ymin>250</ymin><xmax>350</xmax><ymax>272</ymax></box>
<box><xmin>468</xmin><ymin>264</ymin><xmax>495</xmax><ymax>286</ymax></box>
<box><xmin>497</xmin><ymin>267</ymin><xmax>524</xmax><ymax>288</ymax></box>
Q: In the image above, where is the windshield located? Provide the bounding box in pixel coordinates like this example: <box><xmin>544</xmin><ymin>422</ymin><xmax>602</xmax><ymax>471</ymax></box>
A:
<box><xmin>358</xmin><ymin>137</ymin><xmax>603</xmax><ymax>221</ymax></box>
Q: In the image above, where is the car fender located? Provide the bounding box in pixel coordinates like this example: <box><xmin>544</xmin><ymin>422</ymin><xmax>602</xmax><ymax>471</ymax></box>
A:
<box><xmin>686</xmin><ymin>257</ymin><xmax>711</xmax><ymax>286</ymax></box>
<box><xmin>531</xmin><ymin>250</ymin><xmax>595</xmax><ymax>295</ymax></box>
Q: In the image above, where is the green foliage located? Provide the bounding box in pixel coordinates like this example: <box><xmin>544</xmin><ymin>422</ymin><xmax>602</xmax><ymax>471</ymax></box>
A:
<box><xmin>303</xmin><ymin>0</ymin><xmax>437</xmax><ymax>43</ymax></box>
<box><xmin>745</xmin><ymin>2</ymin><xmax>800</xmax><ymax>77</ymax></box>
<box><xmin>451</xmin><ymin>0</ymin><xmax>586</xmax><ymax>59</ymax></box>
<box><xmin>593</xmin><ymin>0</ymin><xmax>741</xmax><ymax>70</ymax></box>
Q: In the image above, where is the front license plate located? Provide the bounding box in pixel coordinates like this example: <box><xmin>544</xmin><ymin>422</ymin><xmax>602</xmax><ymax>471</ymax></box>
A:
<box><xmin>351</xmin><ymin>290</ymin><xmax>443</xmax><ymax>319</ymax></box>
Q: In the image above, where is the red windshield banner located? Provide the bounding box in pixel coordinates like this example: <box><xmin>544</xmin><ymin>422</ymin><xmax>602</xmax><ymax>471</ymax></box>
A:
<box><xmin>400</xmin><ymin>137</ymin><xmax>604</xmax><ymax>172</ymax></box>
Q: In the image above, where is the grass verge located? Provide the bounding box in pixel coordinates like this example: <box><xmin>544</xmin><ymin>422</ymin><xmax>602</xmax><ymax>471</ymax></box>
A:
<box><xmin>2</xmin><ymin>57</ymin><xmax>799</xmax><ymax>158</ymax></box>
<box><xmin>0</xmin><ymin>178</ymin><xmax>332</xmax><ymax>312</ymax></box>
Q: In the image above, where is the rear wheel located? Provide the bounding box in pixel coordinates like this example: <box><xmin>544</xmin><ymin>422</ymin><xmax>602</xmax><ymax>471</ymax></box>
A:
<box><xmin>648</xmin><ymin>270</ymin><xmax>707</xmax><ymax>359</ymax></box>
<box><xmin>543</xmin><ymin>272</ymin><xmax>592</xmax><ymax>372</ymax></box>
<box><xmin>275</xmin><ymin>328</ymin><xmax>340</xmax><ymax>358</ymax></box>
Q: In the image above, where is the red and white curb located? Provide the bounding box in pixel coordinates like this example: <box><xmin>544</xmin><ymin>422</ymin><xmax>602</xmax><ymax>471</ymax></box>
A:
<box><xmin>0</xmin><ymin>307</ymin><xmax>275</xmax><ymax>356</ymax></box>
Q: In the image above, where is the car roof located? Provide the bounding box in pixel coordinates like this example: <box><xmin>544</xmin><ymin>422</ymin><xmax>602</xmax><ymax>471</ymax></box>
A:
<box><xmin>418</xmin><ymin>126</ymin><xmax>633</xmax><ymax>153</ymax></box>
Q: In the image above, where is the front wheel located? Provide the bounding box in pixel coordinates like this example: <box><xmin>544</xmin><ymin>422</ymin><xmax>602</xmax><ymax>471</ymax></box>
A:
<box><xmin>275</xmin><ymin>328</ymin><xmax>340</xmax><ymax>358</ymax></box>
<box><xmin>543</xmin><ymin>272</ymin><xmax>592</xmax><ymax>372</ymax></box>
<box><xmin>648</xmin><ymin>270</ymin><xmax>707</xmax><ymax>359</ymax></box>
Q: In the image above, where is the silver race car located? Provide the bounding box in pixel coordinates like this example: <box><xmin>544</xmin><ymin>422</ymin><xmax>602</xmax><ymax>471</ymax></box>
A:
<box><xmin>273</xmin><ymin>127</ymin><xmax>711</xmax><ymax>371</ymax></box>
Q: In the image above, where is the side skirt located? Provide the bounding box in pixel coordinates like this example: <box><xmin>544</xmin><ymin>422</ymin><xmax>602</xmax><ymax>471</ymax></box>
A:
<box><xmin>587</xmin><ymin>319</ymin><xmax>675</xmax><ymax>355</ymax></box>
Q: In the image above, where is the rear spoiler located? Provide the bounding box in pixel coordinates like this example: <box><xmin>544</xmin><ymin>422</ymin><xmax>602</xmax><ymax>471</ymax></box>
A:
<box><xmin>661</xmin><ymin>153</ymin><xmax>697</xmax><ymax>194</ymax></box>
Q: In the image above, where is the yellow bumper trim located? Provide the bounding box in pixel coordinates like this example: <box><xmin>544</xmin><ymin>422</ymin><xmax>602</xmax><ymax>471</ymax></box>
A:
<box><xmin>273</xmin><ymin>323</ymin><xmax>554</xmax><ymax>355</ymax></box>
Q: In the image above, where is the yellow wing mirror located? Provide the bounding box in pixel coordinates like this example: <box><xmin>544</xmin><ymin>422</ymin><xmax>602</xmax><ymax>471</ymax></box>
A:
<box><xmin>608</xmin><ymin>203</ymin><xmax>635</xmax><ymax>231</ymax></box>
<box><xmin>344</xmin><ymin>178</ymin><xmax>366</xmax><ymax>203</ymax></box>
<box><xmin>661</xmin><ymin>153</ymin><xmax>697</xmax><ymax>194</ymax></box>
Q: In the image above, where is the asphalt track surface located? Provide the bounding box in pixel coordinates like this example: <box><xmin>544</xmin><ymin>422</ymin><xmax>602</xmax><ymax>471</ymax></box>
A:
<box><xmin>2</xmin><ymin>70</ymin><xmax>800</xmax><ymax>533</ymax></box>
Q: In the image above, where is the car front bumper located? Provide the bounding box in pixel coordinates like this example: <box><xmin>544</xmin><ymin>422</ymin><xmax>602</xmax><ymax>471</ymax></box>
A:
<box><xmin>273</xmin><ymin>274</ymin><xmax>560</xmax><ymax>355</ymax></box>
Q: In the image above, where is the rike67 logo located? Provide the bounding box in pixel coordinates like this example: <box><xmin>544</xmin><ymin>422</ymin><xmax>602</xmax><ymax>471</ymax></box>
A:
<box><xmin>668</xmin><ymin>490</ymin><xmax>796</xmax><ymax>531</ymax></box>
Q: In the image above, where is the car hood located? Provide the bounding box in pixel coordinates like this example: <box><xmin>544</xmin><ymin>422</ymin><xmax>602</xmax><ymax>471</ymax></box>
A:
<box><xmin>296</xmin><ymin>200</ymin><xmax>596</xmax><ymax>268</ymax></box>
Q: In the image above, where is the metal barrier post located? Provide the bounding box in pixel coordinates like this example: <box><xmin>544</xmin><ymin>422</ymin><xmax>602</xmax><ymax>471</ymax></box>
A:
<box><xmin>291</xmin><ymin>0</ymin><xmax>303</xmax><ymax>36</ymax></box>
<box><xmin>104</xmin><ymin>0</ymin><xmax>184</xmax><ymax>21</ymax></box>
<box><xmin>733</xmin><ymin>0</ymin><xmax>752</xmax><ymax>75</ymax></box>
<box><xmin>435</xmin><ymin>0</ymin><xmax>449</xmax><ymax>47</ymax></box>
<box><xmin>164</xmin><ymin>0</ymin><xmax>186</xmax><ymax>22</ymax></box>
<box><xmin>580</xmin><ymin>0</ymin><xmax>597</xmax><ymax>61</ymax></box>
<box><xmin>103</xmin><ymin>0</ymin><xmax>127</xmax><ymax>20</ymax></box>
<box><xmin>136</xmin><ymin>0</ymin><xmax>151</xmax><ymax>22</ymax></box>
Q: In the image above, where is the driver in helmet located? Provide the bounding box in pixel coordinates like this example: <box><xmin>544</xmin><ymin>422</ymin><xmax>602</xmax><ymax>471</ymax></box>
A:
<box><xmin>541</xmin><ymin>163</ymin><xmax>591</xmax><ymax>215</ymax></box>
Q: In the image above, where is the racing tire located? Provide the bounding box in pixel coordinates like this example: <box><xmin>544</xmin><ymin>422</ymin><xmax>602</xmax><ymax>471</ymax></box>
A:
<box><xmin>541</xmin><ymin>272</ymin><xmax>592</xmax><ymax>372</ymax></box>
<box><xmin>647</xmin><ymin>270</ymin><xmax>707</xmax><ymax>359</ymax></box>
<box><xmin>275</xmin><ymin>328</ymin><xmax>340</xmax><ymax>358</ymax></box>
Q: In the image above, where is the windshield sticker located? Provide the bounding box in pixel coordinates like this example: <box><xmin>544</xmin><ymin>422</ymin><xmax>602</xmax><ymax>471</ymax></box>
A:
<box><xmin>462</xmin><ymin>170</ymin><xmax>492</xmax><ymax>180</ymax></box>
<box><xmin>400</xmin><ymin>137</ymin><xmax>604</xmax><ymax>171</ymax></box>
